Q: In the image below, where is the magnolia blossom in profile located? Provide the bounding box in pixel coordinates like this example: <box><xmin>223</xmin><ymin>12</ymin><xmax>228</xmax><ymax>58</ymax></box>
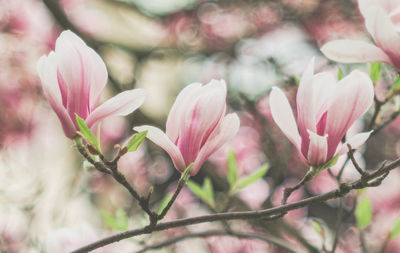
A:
<box><xmin>321</xmin><ymin>0</ymin><xmax>400</xmax><ymax>70</ymax></box>
<box><xmin>134</xmin><ymin>80</ymin><xmax>240</xmax><ymax>175</ymax></box>
<box><xmin>37</xmin><ymin>30</ymin><xmax>146</xmax><ymax>138</ymax></box>
<box><xmin>269</xmin><ymin>59</ymin><xmax>374</xmax><ymax>167</ymax></box>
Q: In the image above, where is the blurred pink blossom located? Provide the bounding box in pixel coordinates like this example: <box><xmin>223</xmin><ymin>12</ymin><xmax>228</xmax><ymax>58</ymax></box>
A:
<box><xmin>118</xmin><ymin>144</ymin><xmax>149</xmax><ymax>194</ymax></box>
<box><xmin>98</xmin><ymin>117</ymin><xmax>128</xmax><ymax>151</ymax></box>
<box><xmin>37</xmin><ymin>30</ymin><xmax>146</xmax><ymax>138</ymax></box>
<box><xmin>209</xmin><ymin>125</ymin><xmax>266</xmax><ymax>176</ymax></box>
<box><xmin>238</xmin><ymin>179</ymin><xmax>270</xmax><ymax>210</ymax></box>
<box><xmin>269</xmin><ymin>58</ymin><xmax>374</xmax><ymax>167</ymax></box>
<box><xmin>0</xmin><ymin>210</ymin><xmax>28</xmax><ymax>252</ymax></box>
<box><xmin>321</xmin><ymin>0</ymin><xmax>400</xmax><ymax>70</ymax></box>
<box><xmin>134</xmin><ymin>80</ymin><xmax>240</xmax><ymax>175</ymax></box>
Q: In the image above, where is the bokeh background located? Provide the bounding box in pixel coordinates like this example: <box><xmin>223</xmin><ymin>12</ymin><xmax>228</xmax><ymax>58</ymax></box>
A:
<box><xmin>1</xmin><ymin>0</ymin><xmax>400</xmax><ymax>252</ymax></box>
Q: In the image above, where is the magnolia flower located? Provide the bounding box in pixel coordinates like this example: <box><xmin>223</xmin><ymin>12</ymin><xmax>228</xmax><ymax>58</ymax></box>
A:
<box><xmin>134</xmin><ymin>80</ymin><xmax>240</xmax><ymax>175</ymax></box>
<box><xmin>269</xmin><ymin>59</ymin><xmax>374</xmax><ymax>167</ymax></box>
<box><xmin>37</xmin><ymin>30</ymin><xmax>146</xmax><ymax>138</ymax></box>
<box><xmin>321</xmin><ymin>0</ymin><xmax>400</xmax><ymax>70</ymax></box>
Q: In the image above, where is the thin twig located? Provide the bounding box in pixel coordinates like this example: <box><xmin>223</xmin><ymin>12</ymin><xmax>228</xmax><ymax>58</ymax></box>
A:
<box><xmin>135</xmin><ymin>230</ymin><xmax>303</xmax><ymax>253</ymax></box>
<box><xmin>75</xmin><ymin>137</ymin><xmax>158</xmax><ymax>225</ymax></box>
<box><xmin>347</xmin><ymin>145</ymin><xmax>369</xmax><ymax>178</ymax></box>
<box><xmin>337</xmin><ymin>157</ymin><xmax>350</xmax><ymax>182</ymax></box>
<box><xmin>157</xmin><ymin>177</ymin><xmax>187</xmax><ymax>220</ymax></box>
<box><xmin>379</xmin><ymin>233</ymin><xmax>390</xmax><ymax>253</ymax></box>
<box><xmin>360</xmin><ymin>231</ymin><xmax>369</xmax><ymax>253</ymax></box>
<box><xmin>372</xmin><ymin>110</ymin><xmax>400</xmax><ymax>136</ymax></box>
<box><xmin>368</xmin><ymin>97</ymin><xmax>384</xmax><ymax>130</ymax></box>
<box><xmin>330</xmin><ymin>198</ymin><xmax>344</xmax><ymax>253</ymax></box>
<box><xmin>72</xmin><ymin>156</ymin><xmax>400</xmax><ymax>253</ymax></box>
<box><xmin>282</xmin><ymin>169</ymin><xmax>314</xmax><ymax>205</ymax></box>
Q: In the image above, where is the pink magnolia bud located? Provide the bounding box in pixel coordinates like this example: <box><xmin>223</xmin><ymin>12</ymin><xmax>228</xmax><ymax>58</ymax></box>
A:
<box><xmin>321</xmin><ymin>0</ymin><xmax>400</xmax><ymax>70</ymax></box>
<box><xmin>134</xmin><ymin>79</ymin><xmax>240</xmax><ymax>175</ymax></box>
<box><xmin>37</xmin><ymin>30</ymin><xmax>146</xmax><ymax>138</ymax></box>
<box><xmin>269</xmin><ymin>58</ymin><xmax>374</xmax><ymax>167</ymax></box>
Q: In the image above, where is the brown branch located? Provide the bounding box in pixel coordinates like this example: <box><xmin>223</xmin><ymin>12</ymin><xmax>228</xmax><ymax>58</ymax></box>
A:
<box><xmin>72</xmin><ymin>156</ymin><xmax>400</xmax><ymax>253</ymax></box>
<box><xmin>41</xmin><ymin>0</ymin><xmax>97</xmax><ymax>48</ymax></box>
<box><xmin>360</xmin><ymin>231</ymin><xmax>369</xmax><ymax>253</ymax></box>
<box><xmin>347</xmin><ymin>144</ymin><xmax>369</xmax><ymax>178</ymax></box>
<box><xmin>157</xmin><ymin>176</ymin><xmax>187</xmax><ymax>220</ymax></box>
<box><xmin>379</xmin><ymin>233</ymin><xmax>390</xmax><ymax>253</ymax></box>
<box><xmin>135</xmin><ymin>230</ymin><xmax>303</xmax><ymax>253</ymax></box>
<box><xmin>330</xmin><ymin>198</ymin><xmax>344</xmax><ymax>253</ymax></box>
<box><xmin>371</xmin><ymin>110</ymin><xmax>400</xmax><ymax>137</ymax></box>
<box><xmin>368</xmin><ymin>96</ymin><xmax>384</xmax><ymax>130</ymax></box>
<box><xmin>74</xmin><ymin>137</ymin><xmax>158</xmax><ymax>225</ymax></box>
<box><xmin>282</xmin><ymin>168</ymin><xmax>314</xmax><ymax>205</ymax></box>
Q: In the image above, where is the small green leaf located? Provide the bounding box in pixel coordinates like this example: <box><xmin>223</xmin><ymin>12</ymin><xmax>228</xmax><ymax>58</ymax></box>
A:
<box><xmin>187</xmin><ymin>180</ymin><xmax>207</xmax><ymax>200</ymax></box>
<box><xmin>100</xmin><ymin>209</ymin><xmax>128</xmax><ymax>231</ymax></box>
<box><xmin>355</xmin><ymin>197</ymin><xmax>372</xmax><ymax>230</ymax></box>
<box><xmin>115</xmin><ymin>209</ymin><xmax>128</xmax><ymax>231</ymax></box>
<box><xmin>181</xmin><ymin>163</ymin><xmax>194</xmax><ymax>182</ymax></box>
<box><xmin>96</xmin><ymin>122</ymin><xmax>102</xmax><ymax>148</ymax></box>
<box><xmin>227</xmin><ymin>150</ymin><xmax>238</xmax><ymax>188</ymax></box>
<box><xmin>311</xmin><ymin>220</ymin><xmax>323</xmax><ymax>235</ymax></box>
<box><xmin>100</xmin><ymin>210</ymin><xmax>116</xmax><ymax>228</ymax></box>
<box><xmin>157</xmin><ymin>193</ymin><xmax>173</xmax><ymax>215</ymax></box>
<box><xmin>187</xmin><ymin>179</ymin><xmax>215</xmax><ymax>208</ymax></box>
<box><xmin>357</xmin><ymin>188</ymin><xmax>367</xmax><ymax>195</ymax></box>
<box><xmin>126</xmin><ymin>131</ymin><xmax>148</xmax><ymax>152</ymax></box>
<box><xmin>203</xmin><ymin>177</ymin><xmax>215</xmax><ymax>208</ymax></box>
<box><xmin>312</xmin><ymin>219</ymin><xmax>326</xmax><ymax>238</ymax></box>
<box><xmin>369</xmin><ymin>62</ymin><xmax>381</xmax><ymax>83</ymax></box>
<box><xmin>390</xmin><ymin>76</ymin><xmax>400</xmax><ymax>94</ymax></box>
<box><xmin>316</xmin><ymin>154</ymin><xmax>339</xmax><ymax>173</ymax></box>
<box><xmin>236</xmin><ymin>164</ymin><xmax>269</xmax><ymax>190</ymax></box>
<box><xmin>83</xmin><ymin>160</ymin><xmax>94</xmax><ymax>170</ymax></box>
<box><xmin>390</xmin><ymin>218</ymin><xmax>400</xmax><ymax>239</ymax></box>
<box><xmin>337</xmin><ymin>68</ymin><xmax>344</xmax><ymax>80</ymax></box>
<box><xmin>75</xmin><ymin>114</ymin><xmax>100</xmax><ymax>152</ymax></box>
<box><xmin>294</xmin><ymin>76</ymin><xmax>300</xmax><ymax>86</ymax></box>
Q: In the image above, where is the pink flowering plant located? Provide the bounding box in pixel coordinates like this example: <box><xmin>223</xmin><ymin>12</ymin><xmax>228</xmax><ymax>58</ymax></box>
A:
<box><xmin>5</xmin><ymin>0</ymin><xmax>400</xmax><ymax>252</ymax></box>
<box><xmin>322</xmin><ymin>0</ymin><xmax>400</xmax><ymax>71</ymax></box>
<box><xmin>37</xmin><ymin>30</ymin><xmax>146</xmax><ymax>139</ymax></box>
<box><xmin>270</xmin><ymin>59</ymin><xmax>374</xmax><ymax>170</ymax></box>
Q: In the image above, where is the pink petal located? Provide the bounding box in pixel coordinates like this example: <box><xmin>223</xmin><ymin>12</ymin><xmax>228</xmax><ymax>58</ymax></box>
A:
<box><xmin>166</xmin><ymin>82</ymin><xmax>203</xmax><ymax>142</ymax></box>
<box><xmin>86</xmin><ymin>89</ymin><xmax>146</xmax><ymax>128</ymax></box>
<box><xmin>174</xmin><ymin>80</ymin><xmax>227</xmax><ymax>164</ymax></box>
<box><xmin>325</xmin><ymin>70</ymin><xmax>374</xmax><ymax>158</ymax></box>
<box><xmin>337</xmin><ymin>131</ymin><xmax>373</xmax><ymax>155</ymax></box>
<box><xmin>312</xmin><ymin>72</ymin><xmax>337</xmax><ymax>123</ymax></box>
<box><xmin>390</xmin><ymin>6</ymin><xmax>400</xmax><ymax>24</ymax></box>
<box><xmin>133</xmin><ymin>125</ymin><xmax>186</xmax><ymax>172</ymax></box>
<box><xmin>321</xmin><ymin>40</ymin><xmax>392</xmax><ymax>65</ymax></box>
<box><xmin>367</xmin><ymin>7</ymin><xmax>400</xmax><ymax>68</ymax></box>
<box><xmin>307</xmin><ymin>130</ymin><xmax>328</xmax><ymax>166</ymax></box>
<box><xmin>55</xmin><ymin>31</ymin><xmax>94</xmax><ymax>120</ymax></box>
<box><xmin>359</xmin><ymin>0</ymin><xmax>400</xmax><ymax>19</ymax></box>
<box><xmin>37</xmin><ymin>53</ymin><xmax>76</xmax><ymax>138</ymax></box>
<box><xmin>86</xmin><ymin>47</ymin><xmax>108</xmax><ymax>110</ymax></box>
<box><xmin>269</xmin><ymin>87</ymin><xmax>301</xmax><ymax>151</ymax></box>
<box><xmin>296</xmin><ymin>58</ymin><xmax>317</xmax><ymax>155</ymax></box>
<box><xmin>193</xmin><ymin>113</ymin><xmax>240</xmax><ymax>176</ymax></box>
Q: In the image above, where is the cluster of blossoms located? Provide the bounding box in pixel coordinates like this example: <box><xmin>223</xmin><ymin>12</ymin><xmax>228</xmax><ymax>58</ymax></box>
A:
<box><xmin>37</xmin><ymin>30</ymin><xmax>240</xmax><ymax>176</ymax></box>
<box><xmin>30</xmin><ymin>0</ymin><xmax>400</xmax><ymax>251</ymax></box>
<box><xmin>37</xmin><ymin>28</ymin><xmax>375</xmax><ymax>175</ymax></box>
